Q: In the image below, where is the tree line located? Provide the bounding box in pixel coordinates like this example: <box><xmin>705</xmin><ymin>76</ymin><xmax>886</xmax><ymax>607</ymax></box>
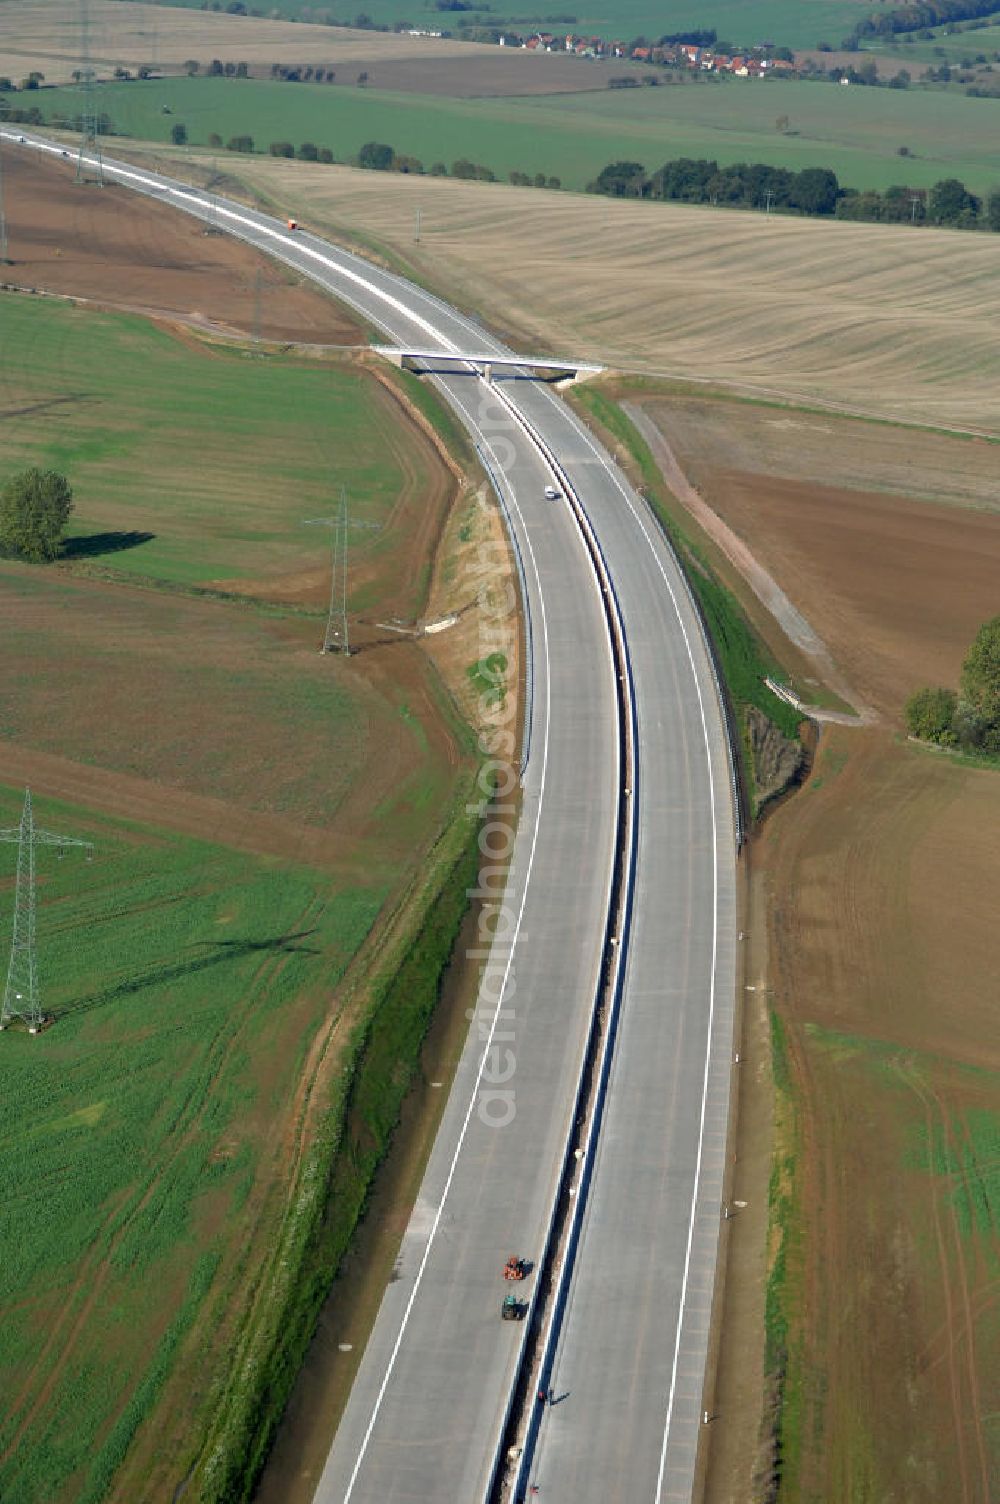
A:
<box><xmin>590</xmin><ymin>158</ymin><xmax>841</xmax><ymax>215</ymax></box>
<box><xmin>588</xmin><ymin>155</ymin><xmax>1000</xmax><ymax>230</ymax></box>
<box><xmin>848</xmin><ymin>0</ymin><xmax>1000</xmax><ymax>42</ymax></box>
<box><xmin>838</xmin><ymin>177</ymin><xmax>998</xmax><ymax>228</ymax></box>
<box><xmin>906</xmin><ymin>618</ymin><xmax>1000</xmax><ymax>758</ymax></box>
<box><xmin>356</xmin><ymin>141</ymin><xmax>559</xmax><ymax>186</ymax></box>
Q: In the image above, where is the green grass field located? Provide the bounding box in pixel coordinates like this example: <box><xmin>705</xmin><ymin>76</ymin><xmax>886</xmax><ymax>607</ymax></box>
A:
<box><xmin>0</xmin><ymin>786</ymin><xmax>384</xmax><ymax>1504</ymax></box>
<box><xmin>0</xmin><ymin>294</ymin><xmax>445</xmax><ymax>605</ymax></box>
<box><xmin>33</xmin><ymin>73</ymin><xmax>1000</xmax><ymax>195</ymax></box>
<box><xmin>141</xmin><ymin>0</ymin><xmax>876</xmax><ymax>52</ymax></box>
<box><xmin>0</xmin><ymin>257</ymin><xmax>481</xmax><ymax>1495</ymax></box>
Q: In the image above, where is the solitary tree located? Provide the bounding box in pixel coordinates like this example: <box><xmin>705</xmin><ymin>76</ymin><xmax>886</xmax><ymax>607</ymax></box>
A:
<box><xmin>170</xmin><ymin>122</ymin><xmax>187</xmax><ymax>145</ymax></box>
<box><xmin>0</xmin><ymin>468</ymin><xmax>74</xmax><ymax>561</ymax></box>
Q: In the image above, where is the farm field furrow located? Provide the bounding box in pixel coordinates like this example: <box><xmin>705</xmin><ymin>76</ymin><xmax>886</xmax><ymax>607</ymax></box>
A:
<box><xmin>756</xmin><ymin>729</ymin><xmax>1000</xmax><ymax>1501</ymax></box>
<box><xmin>126</xmin><ymin>150</ymin><xmax>1000</xmax><ymax>435</ymax></box>
<box><xmin>638</xmin><ymin>396</ymin><xmax>1000</xmax><ymax>717</ymax></box>
<box><xmin>0</xmin><ymin>792</ymin><xmax>385</xmax><ymax>1504</ymax></box>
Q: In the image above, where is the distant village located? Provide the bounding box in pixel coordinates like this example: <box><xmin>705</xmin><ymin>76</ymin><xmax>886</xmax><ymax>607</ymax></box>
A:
<box><xmin>509</xmin><ymin>35</ymin><xmax>794</xmax><ymax>78</ymax></box>
<box><xmin>402</xmin><ymin>28</ymin><xmax>797</xmax><ymax>78</ymax></box>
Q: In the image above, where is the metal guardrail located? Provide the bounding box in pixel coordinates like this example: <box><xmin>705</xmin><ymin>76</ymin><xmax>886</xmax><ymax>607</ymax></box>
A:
<box><xmin>479</xmin><ymin>384</ymin><xmax>639</xmax><ymax>1504</ymax></box>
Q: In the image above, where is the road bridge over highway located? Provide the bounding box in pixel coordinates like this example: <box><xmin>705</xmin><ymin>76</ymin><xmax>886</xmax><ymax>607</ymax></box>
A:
<box><xmin>372</xmin><ymin>344</ymin><xmax>603</xmax><ymax>383</ymax></box>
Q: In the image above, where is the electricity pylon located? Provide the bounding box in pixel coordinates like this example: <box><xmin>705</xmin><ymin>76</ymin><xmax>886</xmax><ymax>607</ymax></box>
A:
<box><xmin>304</xmin><ymin>490</ymin><xmax>377</xmax><ymax>656</ymax></box>
<box><xmin>0</xmin><ymin>790</ymin><xmax>94</xmax><ymax>1034</ymax></box>
<box><xmin>75</xmin><ymin>0</ymin><xmax>104</xmax><ymax>186</ymax></box>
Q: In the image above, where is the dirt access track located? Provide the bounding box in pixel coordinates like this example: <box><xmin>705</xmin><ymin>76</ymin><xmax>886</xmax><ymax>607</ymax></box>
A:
<box><xmin>0</xmin><ymin>141</ymin><xmax>362</xmax><ymax>344</ymax></box>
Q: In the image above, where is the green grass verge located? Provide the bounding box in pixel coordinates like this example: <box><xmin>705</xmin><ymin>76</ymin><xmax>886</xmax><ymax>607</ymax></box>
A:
<box><xmin>0</xmin><ymin>787</ymin><xmax>385</xmax><ymax>1504</ymax></box>
<box><xmin>764</xmin><ymin>1008</ymin><xmax>806</xmax><ymax>1500</ymax></box>
<box><xmin>188</xmin><ymin>783</ymin><xmax>482</xmax><ymax>1503</ymax></box>
<box><xmin>467</xmin><ymin>652</ymin><xmax>508</xmax><ymax>709</ymax></box>
<box><xmin>27</xmin><ymin>72</ymin><xmax>1000</xmax><ymax>196</ymax></box>
<box><xmin>382</xmin><ymin>361</ymin><xmax>483</xmax><ymax>476</ymax></box>
<box><xmin>572</xmin><ymin>384</ymin><xmax>801</xmax><ymax>809</ymax></box>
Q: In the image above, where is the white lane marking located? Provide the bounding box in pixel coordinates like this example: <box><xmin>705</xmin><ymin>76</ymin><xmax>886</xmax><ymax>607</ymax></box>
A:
<box><xmin>530</xmin><ymin>386</ymin><xmax>723</xmax><ymax>1501</ymax></box>
<box><xmin>335</xmin><ymin>408</ymin><xmax>556</xmax><ymax>1504</ymax></box>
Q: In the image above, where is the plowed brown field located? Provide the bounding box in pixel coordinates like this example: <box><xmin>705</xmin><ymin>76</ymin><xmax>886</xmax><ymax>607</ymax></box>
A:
<box><xmin>1</xmin><ymin>143</ymin><xmax>361</xmax><ymax>344</ymax></box>
<box><xmin>641</xmin><ymin>397</ymin><xmax>1000</xmax><ymax>721</ymax></box>
<box><xmin>0</xmin><ymin>0</ymin><xmax>617</xmax><ymax>93</ymax></box>
<box><xmin>0</xmin><ymin>0</ymin><xmax>497</xmax><ymax>82</ymax></box>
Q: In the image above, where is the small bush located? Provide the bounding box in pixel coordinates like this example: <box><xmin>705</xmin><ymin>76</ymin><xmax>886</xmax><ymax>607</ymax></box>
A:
<box><xmin>905</xmin><ymin>685</ymin><xmax>957</xmax><ymax>744</ymax></box>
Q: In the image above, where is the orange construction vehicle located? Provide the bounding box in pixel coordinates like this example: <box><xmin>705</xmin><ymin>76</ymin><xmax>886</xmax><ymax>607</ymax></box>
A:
<box><xmin>503</xmin><ymin>1255</ymin><xmax>528</xmax><ymax>1281</ymax></box>
<box><xmin>287</xmin><ymin>218</ymin><xmax>298</xmax><ymax>231</ymax></box>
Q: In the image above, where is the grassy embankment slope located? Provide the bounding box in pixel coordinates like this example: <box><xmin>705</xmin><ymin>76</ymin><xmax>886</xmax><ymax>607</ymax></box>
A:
<box><xmin>0</xmin><ymin>291</ymin><xmax>483</xmax><ymax>1502</ymax></box>
<box><xmin>30</xmin><ymin>72</ymin><xmax>1000</xmax><ymax>195</ymax></box>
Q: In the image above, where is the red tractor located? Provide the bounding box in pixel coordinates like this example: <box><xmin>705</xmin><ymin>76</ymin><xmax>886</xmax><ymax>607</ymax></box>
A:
<box><xmin>503</xmin><ymin>1255</ymin><xmax>528</xmax><ymax>1281</ymax></box>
